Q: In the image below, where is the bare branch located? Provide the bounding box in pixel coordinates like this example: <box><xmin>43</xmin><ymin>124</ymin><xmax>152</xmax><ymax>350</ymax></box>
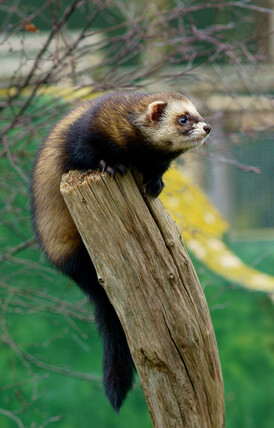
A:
<box><xmin>0</xmin><ymin>408</ymin><xmax>25</xmax><ymax>428</ymax></box>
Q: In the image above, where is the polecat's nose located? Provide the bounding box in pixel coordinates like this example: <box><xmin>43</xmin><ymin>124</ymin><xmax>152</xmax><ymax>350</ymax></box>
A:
<box><xmin>203</xmin><ymin>124</ymin><xmax>211</xmax><ymax>134</ymax></box>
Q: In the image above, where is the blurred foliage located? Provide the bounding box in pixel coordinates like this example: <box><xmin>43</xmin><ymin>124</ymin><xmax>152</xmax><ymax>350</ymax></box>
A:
<box><xmin>0</xmin><ymin>0</ymin><xmax>256</xmax><ymax>47</ymax></box>
<box><xmin>161</xmin><ymin>169</ymin><xmax>274</xmax><ymax>292</ymax></box>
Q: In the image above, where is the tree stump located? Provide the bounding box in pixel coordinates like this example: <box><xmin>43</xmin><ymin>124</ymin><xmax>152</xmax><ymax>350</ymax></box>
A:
<box><xmin>60</xmin><ymin>169</ymin><xmax>225</xmax><ymax>428</ymax></box>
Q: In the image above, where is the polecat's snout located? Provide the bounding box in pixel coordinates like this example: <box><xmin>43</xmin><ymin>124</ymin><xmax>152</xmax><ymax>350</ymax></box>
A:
<box><xmin>203</xmin><ymin>124</ymin><xmax>211</xmax><ymax>134</ymax></box>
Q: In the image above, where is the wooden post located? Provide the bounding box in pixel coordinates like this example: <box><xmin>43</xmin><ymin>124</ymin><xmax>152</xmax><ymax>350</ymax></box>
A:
<box><xmin>60</xmin><ymin>170</ymin><xmax>225</xmax><ymax>428</ymax></box>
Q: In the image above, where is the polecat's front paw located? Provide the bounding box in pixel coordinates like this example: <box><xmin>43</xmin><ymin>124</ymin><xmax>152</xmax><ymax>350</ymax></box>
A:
<box><xmin>144</xmin><ymin>176</ymin><xmax>164</xmax><ymax>198</ymax></box>
<box><xmin>98</xmin><ymin>160</ymin><xmax>127</xmax><ymax>177</ymax></box>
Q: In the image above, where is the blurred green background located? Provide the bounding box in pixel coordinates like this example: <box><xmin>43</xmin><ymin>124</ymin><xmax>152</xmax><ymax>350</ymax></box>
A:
<box><xmin>1</xmin><ymin>1</ymin><xmax>274</xmax><ymax>427</ymax></box>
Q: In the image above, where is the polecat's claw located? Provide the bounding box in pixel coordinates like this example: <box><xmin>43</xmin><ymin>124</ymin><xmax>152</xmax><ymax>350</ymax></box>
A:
<box><xmin>106</xmin><ymin>165</ymin><xmax>116</xmax><ymax>177</ymax></box>
<box><xmin>98</xmin><ymin>160</ymin><xmax>107</xmax><ymax>173</ymax></box>
<box><xmin>115</xmin><ymin>163</ymin><xmax>127</xmax><ymax>175</ymax></box>
<box><xmin>99</xmin><ymin>160</ymin><xmax>127</xmax><ymax>177</ymax></box>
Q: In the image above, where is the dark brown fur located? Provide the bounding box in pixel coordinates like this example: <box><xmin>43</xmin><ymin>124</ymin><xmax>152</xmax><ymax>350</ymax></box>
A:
<box><xmin>31</xmin><ymin>92</ymin><xmax>210</xmax><ymax>411</ymax></box>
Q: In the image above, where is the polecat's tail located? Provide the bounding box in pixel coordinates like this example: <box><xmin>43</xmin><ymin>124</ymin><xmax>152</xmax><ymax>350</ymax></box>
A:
<box><xmin>94</xmin><ymin>292</ymin><xmax>134</xmax><ymax>411</ymax></box>
<box><xmin>62</xmin><ymin>244</ymin><xmax>135</xmax><ymax>412</ymax></box>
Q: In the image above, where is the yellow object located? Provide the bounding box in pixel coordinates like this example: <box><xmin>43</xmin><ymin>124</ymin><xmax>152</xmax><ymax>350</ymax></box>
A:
<box><xmin>3</xmin><ymin>86</ymin><xmax>272</xmax><ymax>292</ymax></box>
<box><xmin>0</xmin><ymin>85</ymin><xmax>100</xmax><ymax>102</ymax></box>
<box><xmin>160</xmin><ymin>168</ymin><xmax>274</xmax><ymax>293</ymax></box>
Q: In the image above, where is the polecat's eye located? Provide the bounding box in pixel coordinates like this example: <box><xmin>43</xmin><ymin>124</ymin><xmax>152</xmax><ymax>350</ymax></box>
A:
<box><xmin>178</xmin><ymin>116</ymin><xmax>188</xmax><ymax>125</ymax></box>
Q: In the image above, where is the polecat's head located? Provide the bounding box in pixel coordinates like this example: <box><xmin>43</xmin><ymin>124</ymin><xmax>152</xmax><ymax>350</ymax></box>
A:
<box><xmin>134</xmin><ymin>93</ymin><xmax>211</xmax><ymax>153</ymax></box>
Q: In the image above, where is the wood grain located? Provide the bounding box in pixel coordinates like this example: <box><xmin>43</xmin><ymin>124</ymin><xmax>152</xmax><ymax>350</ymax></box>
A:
<box><xmin>60</xmin><ymin>169</ymin><xmax>225</xmax><ymax>428</ymax></box>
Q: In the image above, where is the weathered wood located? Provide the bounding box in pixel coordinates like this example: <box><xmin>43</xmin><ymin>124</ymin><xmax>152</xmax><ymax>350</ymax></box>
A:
<box><xmin>60</xmin><ymin>169</ymin><xmax>225</xmax><ymax>428</ymax></box>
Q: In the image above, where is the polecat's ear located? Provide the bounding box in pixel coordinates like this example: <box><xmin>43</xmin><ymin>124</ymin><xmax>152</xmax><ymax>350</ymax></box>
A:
<box><xmin>147</xmin><ymin>101</ymin><xmax>167</xmax><ymax>123</ymax></box>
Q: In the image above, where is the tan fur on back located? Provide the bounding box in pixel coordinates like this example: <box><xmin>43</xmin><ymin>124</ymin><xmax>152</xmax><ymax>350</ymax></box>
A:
<box><xmin>32</xmin><ymin>104</ymin><xmax>91</xmax><ymax>265</ymax></box>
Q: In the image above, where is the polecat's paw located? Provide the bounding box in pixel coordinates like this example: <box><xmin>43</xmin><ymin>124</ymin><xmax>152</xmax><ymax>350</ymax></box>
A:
<box><xmin>145</xmin><ymin>177</ymin><xmax>164</xmax><ymax>198</ymax></box>
<box><xmin>98</xmin><ymin>160</ymin><xmax>127</xmax><ymax>177</ymax></box>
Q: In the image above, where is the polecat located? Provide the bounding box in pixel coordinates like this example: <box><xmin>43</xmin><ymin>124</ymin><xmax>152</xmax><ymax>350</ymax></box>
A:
<box><xmin>30</xmin><ymin>92</ymin><xmax>210</xmax><ymax>411</ymax></box>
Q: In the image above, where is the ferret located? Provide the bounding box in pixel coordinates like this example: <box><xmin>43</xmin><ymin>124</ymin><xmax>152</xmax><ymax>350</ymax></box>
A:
<box><xmin>30</xmin><ymin>92</ymin><xmax>210</xmax><ymax>411</ymax></box>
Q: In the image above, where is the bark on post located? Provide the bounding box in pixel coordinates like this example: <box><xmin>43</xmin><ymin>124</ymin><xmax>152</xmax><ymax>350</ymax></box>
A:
<box><xmin>60</xmin><ymin>169</ymin><xmax>225</xmax><ymax>428</ymax></box>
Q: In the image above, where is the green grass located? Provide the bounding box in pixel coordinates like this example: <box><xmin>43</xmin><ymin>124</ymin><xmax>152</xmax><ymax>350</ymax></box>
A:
<box><xmin>202</xmin><ymin>269</ymin><xmax>274</xmax><ymax>428</ymax></box>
